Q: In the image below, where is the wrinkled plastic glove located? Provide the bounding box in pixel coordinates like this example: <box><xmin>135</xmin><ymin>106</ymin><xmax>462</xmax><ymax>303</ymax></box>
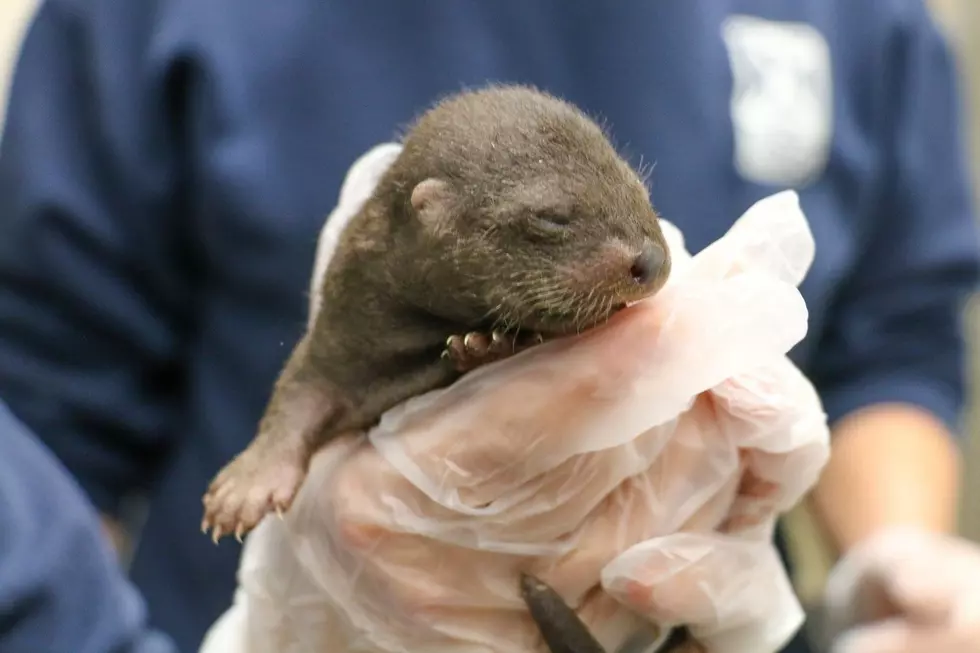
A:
<box><xmin>199</xmin><ymin>143</ymin><xmax>831</xmax><ymax>653</ymax></box>
<box><xmin>824</xmin><ymin>527</ymin><xmax>980</xmax><ymax>653</ymax></box>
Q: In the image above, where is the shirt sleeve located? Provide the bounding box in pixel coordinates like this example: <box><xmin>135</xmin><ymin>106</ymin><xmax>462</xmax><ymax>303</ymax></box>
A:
<box><xmin>807</xmin><ymin>2</ymin><xmax>980</xmax><ymax>436</ymax></box>
<box><xmin>0</xmin><ymin>0</ymin><xmax>193</xmax><ymax>514</ymax></box>
<box><xmin>0</xmin><ymin>400</ymin><xmax>177</xmax><ymax>653</ymax></box>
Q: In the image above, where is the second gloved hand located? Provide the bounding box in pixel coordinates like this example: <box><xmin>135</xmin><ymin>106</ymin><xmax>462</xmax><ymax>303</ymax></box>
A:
<box><xmin>824</xmin><ymin>526</ymin><xmax>980</xmax><ymax>653</ymax></box>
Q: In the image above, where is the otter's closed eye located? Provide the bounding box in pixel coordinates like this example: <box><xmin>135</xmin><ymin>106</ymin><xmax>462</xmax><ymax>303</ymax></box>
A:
<box><xmin>528</xmin><ymin>210</ymin><xmax>572</xmax><ymax>235</ymax></box>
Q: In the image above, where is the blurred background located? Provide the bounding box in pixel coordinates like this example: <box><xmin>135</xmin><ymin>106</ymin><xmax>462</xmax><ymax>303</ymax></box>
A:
<box><xmin>781</xmin><ymin>0</ymin><xmax>980</xmax><ymax>601</ymax></box>
<box><xmin>2</xmin><ymin>0</ymin><xmax>979</xmax><ymax>649</ymax></box>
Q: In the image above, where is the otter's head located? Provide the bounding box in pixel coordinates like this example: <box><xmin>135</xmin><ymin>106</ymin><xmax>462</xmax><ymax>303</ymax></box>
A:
<box><xmin>393</xmin><ymin>85</ymin><xmax>671</xmax><ymax>336</ymax></box>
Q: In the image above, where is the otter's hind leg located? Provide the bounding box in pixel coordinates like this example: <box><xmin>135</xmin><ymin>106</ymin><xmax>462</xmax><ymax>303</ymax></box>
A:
<box><xmin>201</xmin><ymin>332</ymin><xmax>347</xmax><ymax>543</ymax></box>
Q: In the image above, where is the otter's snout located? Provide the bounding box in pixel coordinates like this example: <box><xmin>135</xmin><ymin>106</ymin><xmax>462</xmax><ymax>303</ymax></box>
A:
<box><xmin>630</xmin><ymin>242</ymin><xmax>668</xmax><ymax>285</ymax></box>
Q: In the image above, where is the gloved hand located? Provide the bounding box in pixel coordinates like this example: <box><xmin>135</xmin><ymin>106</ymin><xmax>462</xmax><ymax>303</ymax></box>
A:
<box><xmin>823</xmin><ymin>527</ymin><xmax>980</xmax><ymax>653</ymax></box>
<box><xmin>199</xmin><ymin>143</ymin><xmax>831</xmax><ymax>653</ymax></box>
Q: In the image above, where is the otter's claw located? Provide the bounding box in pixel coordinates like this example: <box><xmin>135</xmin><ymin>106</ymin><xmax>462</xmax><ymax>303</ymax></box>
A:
<box><xmin>442</xmin><ymin>330</ymin><xmax>546</xmax><ymax>372</ymax></box>
<box><xmin>491</xmin><ymin>329</ymin><xmax>507</xmax><ymax>350</ymax></box>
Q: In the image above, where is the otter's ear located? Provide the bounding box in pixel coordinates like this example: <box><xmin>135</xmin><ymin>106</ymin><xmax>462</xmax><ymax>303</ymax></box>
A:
<box><xmin>411</xmin><ymin>178</ymin><xmax>455</xmax><ymax>233</ymax></box>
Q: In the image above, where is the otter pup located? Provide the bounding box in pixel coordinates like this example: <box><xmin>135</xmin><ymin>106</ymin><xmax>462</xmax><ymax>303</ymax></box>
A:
<box><xmin>200</xmin><ymin>84</ymin><xmax>672</xmax><ymax>542</ymax></box>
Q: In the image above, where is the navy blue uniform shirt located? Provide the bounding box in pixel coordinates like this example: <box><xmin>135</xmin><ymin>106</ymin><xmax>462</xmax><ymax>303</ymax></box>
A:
<box><xmin>0</xmin><ymin>400</ymin><xmax>176</xmax><ymax>653</ymax></box>
<box><xmin>1</xmin><ymin>1</ymin><xmax>978</xmax><ymax>652</ymax></box>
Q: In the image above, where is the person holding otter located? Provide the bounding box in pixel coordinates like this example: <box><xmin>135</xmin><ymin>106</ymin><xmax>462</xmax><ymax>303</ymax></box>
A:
<box><xmin>0</xmin><ymin>400</ymin><xmax>178</xmax><ymax>653</ymax></box>
<box><xmin>1</xmin><ymin>1</ymin><xmax>980</xmax><ymax>652</ymax></box>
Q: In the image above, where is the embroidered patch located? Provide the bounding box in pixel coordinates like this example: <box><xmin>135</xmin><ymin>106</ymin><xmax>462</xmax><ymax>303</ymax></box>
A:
<box><xmin>721</xmin><ymin>14</ymin><xmax>833</xmax><ymax>188</ymax></box>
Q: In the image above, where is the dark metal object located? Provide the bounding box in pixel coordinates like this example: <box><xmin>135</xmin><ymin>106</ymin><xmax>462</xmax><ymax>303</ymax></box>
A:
<box><xmin>518</xmin><ymin>573</ymin><xmax>701</xmax><ymax>653</ymax></box>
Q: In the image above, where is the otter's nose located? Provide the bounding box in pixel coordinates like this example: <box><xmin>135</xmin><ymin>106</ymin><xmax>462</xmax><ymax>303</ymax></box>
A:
<box><xmin>630</xmin><ymin>243</ymin><xmax>666</xmax><ymax>285</ymax></box>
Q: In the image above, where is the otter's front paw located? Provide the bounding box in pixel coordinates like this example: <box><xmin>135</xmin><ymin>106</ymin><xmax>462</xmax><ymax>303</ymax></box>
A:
<box><xmin>441</xmin><ymin>330</ymin><xmax>543</xmax><ymax>372</ymax></box>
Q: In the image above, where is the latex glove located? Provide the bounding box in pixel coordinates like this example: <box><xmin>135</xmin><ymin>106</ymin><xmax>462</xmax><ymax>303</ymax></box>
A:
<box><xmin>199</xmin><ymin>143</ymin><xmax>831</xmax><ymax>653</ymax></box>
<box><xmin>823</xmin><ymin>527</ymin><xmax>980</xmax><ymax>653</ymax></box>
